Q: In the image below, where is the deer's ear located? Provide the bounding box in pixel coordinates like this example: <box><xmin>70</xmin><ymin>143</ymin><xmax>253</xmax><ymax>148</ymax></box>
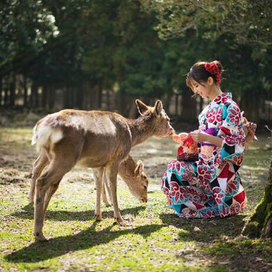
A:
<box><xmin>134</xmin><ymin>160</ymin><xmax>144</xmax><ymax>175</ymax></box>
<box><xmin>135</xmin><ymin>99</ymin><xmax>148</xmax><ymax>116</ymax></box>
<box><xmin>154</xmin><ymin>100</ymin><xmax>163</xmax><ymax>115</ymax></box>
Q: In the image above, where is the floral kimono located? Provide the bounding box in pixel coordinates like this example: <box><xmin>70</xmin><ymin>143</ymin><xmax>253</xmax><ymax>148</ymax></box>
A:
<box><xmin>161</xmin><ymin>92</ymin><xmax>247</xmax><ymax>218</ymax></box>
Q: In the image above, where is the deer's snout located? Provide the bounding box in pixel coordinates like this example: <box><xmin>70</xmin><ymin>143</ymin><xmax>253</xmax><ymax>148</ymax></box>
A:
<box><xmin>141</xmin><ymin>196</ymin><xmax>147</xmax><ymax>203</ymax></box>
<box><xmin>167</xmin><ymin>124</ymin><xmax>175</xmax><ymax>136</ymax></box>
<box><xmin>169</xmin><ymin>126</ymin><xmax>175</xmax><ymax>136</ymax></box>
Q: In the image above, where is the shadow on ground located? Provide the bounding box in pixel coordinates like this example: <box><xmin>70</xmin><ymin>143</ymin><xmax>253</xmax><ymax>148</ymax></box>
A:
<box><xmin>160</xmin><ymin>213</ymin><xmax>272</xmax><ymax>271</ymax></box>
<box><xmin>5</xmin><ymin>222</ymin><xmax>164</xmax><ymax>263</ymax></box>
<box><xmin>7</xmin><ymin>206</ymin><xmax>247</xmax><ymax>264</ymax></box>
<box><xmin>159</xmin><ymin>213</ymin><xmax>246</xmax><ymax>242</ymax></box>
<box><xmin>12</xmin><ymin>204</ymin><xmax>146</xmax><ymax>221</ymax></box>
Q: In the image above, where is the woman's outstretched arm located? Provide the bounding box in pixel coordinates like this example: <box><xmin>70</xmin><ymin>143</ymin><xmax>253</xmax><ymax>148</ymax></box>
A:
<box><xmin>190</xmin><ymin>130</ymin><xmax>223</xmax><ymax>147</ymax></box>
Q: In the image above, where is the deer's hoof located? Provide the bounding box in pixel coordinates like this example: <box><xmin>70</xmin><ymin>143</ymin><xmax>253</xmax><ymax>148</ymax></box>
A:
<box><xmin>94</xmin><ymin>214</ymin><xmax>102</xmax><ymax>221</ymax></box>
<box><xmin>34</xmin><ymin>232</ymin><xmax>48</xmax><ymax>242</ymax></box>
<box><xmin>103</xmin><ymin>200</ymin><xmax>111</xmax><ymax>207</ymax></box>
<box><xmin>114</xmin><ymin>217</ymin><xmax>126</xmax><ymax>226</ymax></box>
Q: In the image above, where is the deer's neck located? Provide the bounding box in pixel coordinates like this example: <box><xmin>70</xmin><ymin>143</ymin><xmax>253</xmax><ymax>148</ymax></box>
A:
<box><xmin>126</xmin><ymin>116</ymin><xmax>154</xmax><ymax>146</ymax></box>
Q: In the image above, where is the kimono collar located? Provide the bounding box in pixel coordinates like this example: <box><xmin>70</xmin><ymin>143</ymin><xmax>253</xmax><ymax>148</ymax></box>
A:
<box><xmin>213</xmin><ymin>92</ymin><xmax>232</xmax><ymax>103</ymax></box>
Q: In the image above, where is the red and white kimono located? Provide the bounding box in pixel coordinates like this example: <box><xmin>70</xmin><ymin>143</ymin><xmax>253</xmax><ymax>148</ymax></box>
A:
<box><xmin>161</xmin><ymin>92</ymin><xmax>247</xmax><ymax>218</ymax></box>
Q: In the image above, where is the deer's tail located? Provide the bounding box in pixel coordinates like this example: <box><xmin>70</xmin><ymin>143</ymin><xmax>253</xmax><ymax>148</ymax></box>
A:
<box><xmin>31</xmin><ymin>122</ymin><xmax>63</xmax><ymax>152</ymax></box>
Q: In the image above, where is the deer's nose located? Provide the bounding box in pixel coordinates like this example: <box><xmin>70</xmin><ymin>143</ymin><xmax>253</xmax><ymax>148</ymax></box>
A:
<box><xmin>141</xmin><ymin>197</ymin><xmax>147</xmax><ymax>203</ymax></box>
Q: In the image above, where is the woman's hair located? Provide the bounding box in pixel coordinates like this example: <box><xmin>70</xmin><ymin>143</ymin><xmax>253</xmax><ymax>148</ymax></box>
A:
<box><xmin>186</xmin><ymin>60</ymin><xmax>223</xmax><ymax>89</ymax></box>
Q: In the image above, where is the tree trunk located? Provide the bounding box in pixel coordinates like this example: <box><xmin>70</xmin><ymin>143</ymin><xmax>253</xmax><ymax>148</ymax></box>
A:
<box><xmin>23</xmin><ymin>76</ymin><xmax>28</xmax><ymax>107</ymax></box>
<box><xmin>64</xmin><ymin>85</ymin><xmax>73</xmax><ymax>108</ymax></box>
<box><xmin>0</xmin><ymin>77</ymin><xmax>2</xmax><ymax>106</ymax></box>
<box><xmin>240</xmin><ymin>91</ymin><xmax>259</xmax><ymax>123</ymax></box>
<box><xmin>42</xmin><ymin>86</ymin><xmax>48</xmax><ymax>109</ymax></box>
<box><xmin>49</xmin><ymin>86</ymin><xmax>55</xmax><ymax>109</ymax></box>
<box><xmin>3</xmin><ymin>78</ymin><xmax>9</xmax><ymax>107</ymax></box>
<box><xmin>106</xmin><ymin>89</ymin><xmax>110</xmax><ymax>110</ymax></box>
<box><xmin>89</xmin><ymin>84</ymin><xmax>98</xmax><ymax>110</ymax></box>
<box><xmin>31</xmin><ymin>82</ymin><xmax>39</xmax><ymax>108</ymax></box>
<box><xmin>97</xmin><ymin>85</ymin><xmax>102</xmax><ymax>109</ymax></box>
<box><xmin>242</xmin><ymin>161</ymin><xmax>272</xmax><ymax>238</ymax></box>
<box><xmin>9</xmin><ymin>74</ymin><xmax>16</xmax><ymax>107</ymax></box>
<box><xmin>114</xmin><ymin>91</ymin><xmax>121</xmax><ymax>113</ymax></box>
<box><xmin>181</xmin><ymin>91</ymin><xmax>197</xmax><ymax>121</ymax></box>
<box><xmin>115</xmin><ymin>92</ymin><xmax>133</xmax><ymax>116</ymax></box>
<box><xmin>163</xmin><ymin>92</ymin><xmax>172</xmax><ymax>114</ymax></box>
<box><xmin>175</xmin><ymin>93</ymin><xmax>179</xmax><ymax>115</ymax></box>
<box><xmin>76</xmin><ymin>82</ymin><xmax>83</xmax><ymax>109</ymax></box>
<box><xmin>128</xmin><ymin>96</ymin><xmax>138</xmax><ymax>118</ymax></box>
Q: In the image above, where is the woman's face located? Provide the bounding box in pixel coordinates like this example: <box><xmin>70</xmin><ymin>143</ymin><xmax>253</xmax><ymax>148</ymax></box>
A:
<box><xmin>191</xmin><ymin>79</ymin><xmax>211</xmax><ymax>99</ymax></box>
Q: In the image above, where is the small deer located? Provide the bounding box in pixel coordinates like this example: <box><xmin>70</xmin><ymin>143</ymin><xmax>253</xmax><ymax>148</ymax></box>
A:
<box><xmin>101</xmin><ymin>155</ymin><xmax>147</xmax><ymax>206</ymax></box>
<box><xmin>29</xmin><ymin>154</ymin><xmax>148</xmax><ymax>206</ymax></box>
<box><xmin>31</xmin><ymin>99</ymin><xmax>174</xmax><ymax>241</ymax></box>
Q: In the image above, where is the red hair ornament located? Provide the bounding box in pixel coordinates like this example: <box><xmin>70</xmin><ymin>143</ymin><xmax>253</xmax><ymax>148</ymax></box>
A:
<box><xmin>204</xmin><ymin>61</ymin><xmax>221</xmax><ymax>84</ymax></box>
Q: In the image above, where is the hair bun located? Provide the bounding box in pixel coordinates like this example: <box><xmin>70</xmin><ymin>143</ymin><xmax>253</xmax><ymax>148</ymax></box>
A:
<box><xmin>204</xmin><ymin>61</ymin><xmax>222</xmax><ymax>84</ymax></box>
<box><xmin>213</xmin><ymin>60</ymin><xmax>223</xmax><ymax>74</ymax></box>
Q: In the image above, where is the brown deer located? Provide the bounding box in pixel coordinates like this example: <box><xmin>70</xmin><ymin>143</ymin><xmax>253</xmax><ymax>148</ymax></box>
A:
<box><xmin>101</xmin><ymin>155</ymin><xmax>147</xmax><ymax>206</ymax></box>
<box><xmin>29</xmin><ymin>154</ymin><xmax>148</xmax><ymax>206</ymax></box>
<box><xmin>31</xmin><ymin>99</ymin><xmax>174</xmax><ymax>241</ymax></box>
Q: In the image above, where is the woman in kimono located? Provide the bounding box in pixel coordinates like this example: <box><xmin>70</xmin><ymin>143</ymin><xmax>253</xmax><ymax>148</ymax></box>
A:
<box><xmin>161</xmin><ymin>60</ymin><xmax>248</xmax><ymax>218</ymax></box>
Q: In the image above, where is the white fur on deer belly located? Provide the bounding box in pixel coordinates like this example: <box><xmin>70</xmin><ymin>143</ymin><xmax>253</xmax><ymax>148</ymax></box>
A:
<box><xmin>69</xmin><ymin>115</ymin><xmax>117</xmax><ymax>135</ymax></box>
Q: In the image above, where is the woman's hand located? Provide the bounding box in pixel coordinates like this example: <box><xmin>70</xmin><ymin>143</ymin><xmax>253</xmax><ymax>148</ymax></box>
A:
<box><xmin>190</xmin><ymin>130</ymin><xmax>223</xmax><ymax>147</ymax></box>
<box><xmin>190</xmin><ymin>130</ymin><xmax>207</xmax><ymax>143</ymax></box>
<box><xmin>172</xmin><ymin>132</ymin><xmax>188</xmax><ymax>143</ymax></box>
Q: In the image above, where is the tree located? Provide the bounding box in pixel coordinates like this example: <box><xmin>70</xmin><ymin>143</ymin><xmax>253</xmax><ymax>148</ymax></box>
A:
<box><xmin>0</xmin><ymin>0</ymin><xmax>56</xmax><ymax>77</ymax></box>
<box><xmin>142</xmin><ymin>0</ymin><xmax>272</xmax><ymax>46</ymax></box>
<box><xmin>1</xmin><ymin>0</ymin><xmax>271</xmax><ymax>119</ymax></box>
<box><xmin>242</xmin><ymin>160</ymin><xmax>272</xmax><ymax>238</ymax></box>
<box><xmin>141</xmin><ymin>0</ymin><xmax>272</xmax><ymax>121</ymax></box>
<box><xmin>0</xmin><ymin>0</ymin><xmax>58</xmax><ymax>107</ymax></box>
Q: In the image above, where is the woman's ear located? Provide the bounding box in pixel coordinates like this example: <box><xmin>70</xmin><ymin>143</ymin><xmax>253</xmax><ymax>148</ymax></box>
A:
<box><xmin>207</xmin><ymin>76</ymin><xmax>214</xmax><ymax>86</ymax></box>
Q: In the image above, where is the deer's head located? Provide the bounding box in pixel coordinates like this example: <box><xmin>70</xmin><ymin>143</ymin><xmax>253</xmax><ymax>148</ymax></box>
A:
<box><xmin>135</xmin><ymin>99</ymin><xmax>174</xmax><ymax>137</ymax></box>
<box><xmin>125</xmin><ymin>160</ymin><xmax>148</xmax><ymax>203</ymax></box>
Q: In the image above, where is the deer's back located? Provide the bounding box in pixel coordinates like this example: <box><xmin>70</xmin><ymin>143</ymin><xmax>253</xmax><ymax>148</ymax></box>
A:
<box><xmin>35</xmin><ymin>109</ymin><xmax>133</xmax><ymax>167</ymax></box>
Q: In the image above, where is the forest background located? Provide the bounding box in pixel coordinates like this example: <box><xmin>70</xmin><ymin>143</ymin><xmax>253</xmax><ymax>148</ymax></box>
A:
<box><xmin>0</xmin><ymin>0</ymin><xmax>272</xmax><ymax>126</ymax></box>
<box><xmin>1</xmin><ymin>1</ymin><xmax>272</xmax><ymax>271</ymax></box>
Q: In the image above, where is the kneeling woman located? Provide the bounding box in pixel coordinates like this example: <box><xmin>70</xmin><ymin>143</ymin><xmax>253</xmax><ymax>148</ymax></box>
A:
<box><xmin>162</xmin><ymin>60</ymin><xmax>247</xmax><ymax>218</ymax></box>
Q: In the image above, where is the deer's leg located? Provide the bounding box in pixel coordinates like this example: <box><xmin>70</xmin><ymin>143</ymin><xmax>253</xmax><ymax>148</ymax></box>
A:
<box><xmin>104</xmin><ymin>174</ymin><xmax>112</xmax><ymax>203</ymax></box>
<box><xmin>29</xmin><ymin>148</ymin><xmax>49</xmax><ymax>204</ymax></box>
<box><xmin>105</xmin><ymin>162</ymin><xmax>125</xmax><ymax>226</ymax></box>
<box><xmin>102</xmin><ymin>173</ymin><xmax>111</xmax><ymax>207</ymax></box>
<box><xmin>43</xmin><ymin>180</ymin><xmax>61</xmax><ymax>215</ymax></box>
<box><xmin>34</xmin><ymin>159</ymin><xmax>75</xmax><ymax>241</ymax></box>
<box><xmin>93</xmin><ymin>167</ymin><xmax>104</xmax><ymax>221</ymax></box>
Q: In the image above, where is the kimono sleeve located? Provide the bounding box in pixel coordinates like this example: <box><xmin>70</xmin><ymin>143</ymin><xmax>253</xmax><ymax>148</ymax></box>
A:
<box><xmin>217</xmin><ymin>103</ymin><xmax>246</xmax><ymax>164</ymax></box>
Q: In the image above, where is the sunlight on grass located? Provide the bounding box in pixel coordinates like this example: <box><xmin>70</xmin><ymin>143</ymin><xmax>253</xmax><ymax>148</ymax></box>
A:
<box><xmin>0</xmin><ymin>128</ymin><xmax>271</xmax><ymax>271</ymax></box>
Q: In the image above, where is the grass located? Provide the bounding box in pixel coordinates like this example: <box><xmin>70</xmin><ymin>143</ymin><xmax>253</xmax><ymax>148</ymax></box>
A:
<box><xmin>0</xmin><ymin>127</ymin><xmax>272</xmax><ymax>271</ymax></box>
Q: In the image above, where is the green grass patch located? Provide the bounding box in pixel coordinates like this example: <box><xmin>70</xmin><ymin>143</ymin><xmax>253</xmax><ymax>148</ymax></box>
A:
<box><xmin>0</xmin><ymin>128</ymin><xmax>271</xmax><ymax>271</ymax></box>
